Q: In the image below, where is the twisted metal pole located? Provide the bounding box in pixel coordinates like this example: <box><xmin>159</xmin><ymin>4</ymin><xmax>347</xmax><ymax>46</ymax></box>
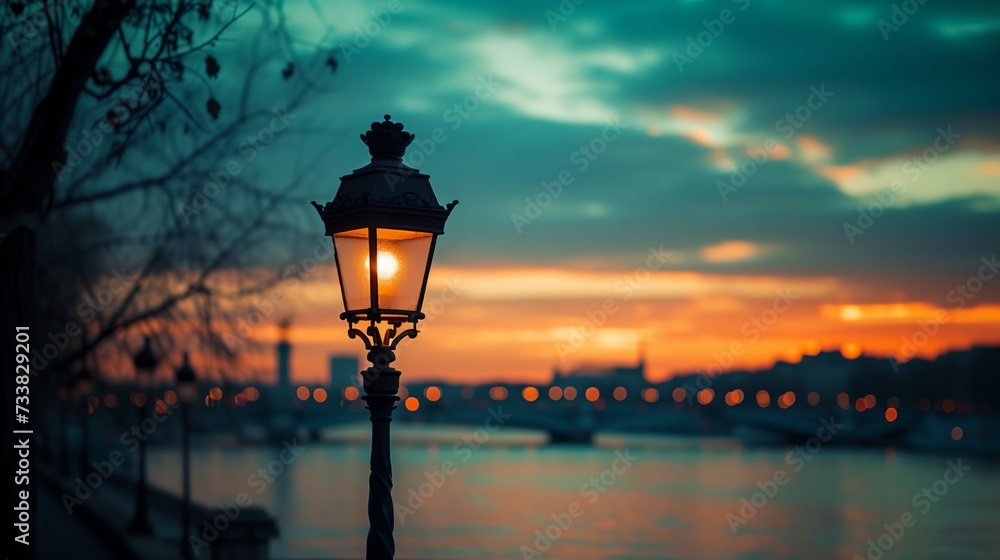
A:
<box><xmin>353</xmin><ymin>325</ymin><xmax>416</xmax><ymax>560</ymax></box>
<box><xmin>128</xmin><ymin>394</ymin><xmax>153</xmax><ymax>534</ymax></box>
<box><xmin>364</xmin><ymin>393</ymin><xmax>398</xmax><ymax>559</ymax></box>
<box><xmin>57</xmin><ymin>391</ymin><xmax>70</xmax><ymax>476</ymax></box>
<box><xmin>362</xmin><ymin>348</ymin><xmax>400</xmax><ymax>560</ymax></box>
<box><xmin>181</xmin><ymin>402</ymin><xmax>192</xmax><ymax>560</ymax></box>
<box><xmin>77</xmin><ymin>400</ymin><xmax>89</xmax><ymax>476</ymax></box>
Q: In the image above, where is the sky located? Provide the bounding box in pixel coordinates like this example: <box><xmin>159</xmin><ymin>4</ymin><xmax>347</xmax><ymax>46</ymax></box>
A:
<box><xmin>199</xmin><ymin>0</ymin><xmax>1000</xmax><ymax>385</ymax></box>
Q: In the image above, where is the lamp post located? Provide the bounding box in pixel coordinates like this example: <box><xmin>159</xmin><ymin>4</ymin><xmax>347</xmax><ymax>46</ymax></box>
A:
<box><xmin>73</xmin><ymin>366</ymin><xmax>93</xmax><ymax>476</ymax></box>
<box><xmin>128</xmin><ymin>336</ymin><xmax>158</xmax><ymax>535</ymax></box>
<box><xmin>175</xmin><ymin>354</ymin><xmax>198</xmax><ymax>560</ymax></box>
<box><xmin>56</xmin><ymin>383</ymin><xmax>70</xmax><ymax>476</ymax></box>
<box><xmin>313</xmin><ymin>115</ymin><xmax>457</xmax><ymax>559</ymax></box>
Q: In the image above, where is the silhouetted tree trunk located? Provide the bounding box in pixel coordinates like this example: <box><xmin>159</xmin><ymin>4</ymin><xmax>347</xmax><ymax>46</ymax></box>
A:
<box><xmin>3</xmin><ymin>4</ymin><xmax>136</xmax><ymax>558</ymax></box>
<box><xmin>2</xmin><ymin>2</ymin><xmax>336</xmax><ymax>556</ymax></box>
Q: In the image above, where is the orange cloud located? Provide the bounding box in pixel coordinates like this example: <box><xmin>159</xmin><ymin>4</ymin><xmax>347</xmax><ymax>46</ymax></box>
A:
<box><xmin>980</xmin><ymin>160</ymin><xmax>1000</xmax><ymax>176</ymax></box>
<box><xmin>685</xmin><ymin>128</ymin><xmax>716</xmax><ymax>146</ymax></box>
<box><xmin>700</xmin><ymin>240</ymin><xmax>761</xmax><ymax>263</ymax></box>
<box><xmin>669</xmin><ymin>105</ymin><xmax>719</xmax><ymax>122</ymax></box>
<box><xmin>822</xmin><ymin>302</ymin><xmax>1000</xmax><ymax>324</ymax></box>
<box><xmin>797</xmin><ymin>135</ymin><xmax>832</xmax><ymax>163</ymax></box>
<box><xmin>817</xmin><ymin>164</ymin><xmax>863</xmax><ymax>183</ymax></box>
<box><xmin>748</xmin><ymin>142</ymin><xmax>791</xmax><ymax>159</ymax></box>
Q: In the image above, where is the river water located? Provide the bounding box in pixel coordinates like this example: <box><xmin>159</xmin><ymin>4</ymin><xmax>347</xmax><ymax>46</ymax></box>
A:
<box><xmin>147</xmin><ymin>431</ymin><xmax>1000</xmax><ymax>559</ymax></box>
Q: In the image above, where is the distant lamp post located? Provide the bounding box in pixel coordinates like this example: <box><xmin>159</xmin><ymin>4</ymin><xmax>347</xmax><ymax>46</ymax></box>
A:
<box><xmin>313</xmin><ymin>115</ymin><xmax>457</xmax><ymax>559</ymax></box>
<box><xmin>128</xmin><ymin>336</ymin><xmax>158</xmax><ymax>535</ymax></box>
<box><xmin>73</xmin><ymin>366</ymin><xmax>93</xmax><ymax>476</ymax></box>
<box><xmin>175</xmin><ymin>353</ymin><xmax>198</xmax><ymax>560</ymax></box>
<box><xmin>57</xmin><ymin>383</ymin><xmax>71</xmax><ymax>476</ymax></box>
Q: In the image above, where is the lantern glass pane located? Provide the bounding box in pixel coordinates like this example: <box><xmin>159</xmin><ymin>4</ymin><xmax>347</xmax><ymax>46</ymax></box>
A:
<box><xmin>333</xmin><ymin>229</ymin><xmax>372</xmax><ymax>312</ymax></box>
<box><xmin>333</xmin><ymin>228</ymin><xmax>434</xmax><ymax>314</ymax></box>
<box><xmin>372</xmin><ymin>228</ymin><xmax>433</xmax><ymax>312</ymax></box>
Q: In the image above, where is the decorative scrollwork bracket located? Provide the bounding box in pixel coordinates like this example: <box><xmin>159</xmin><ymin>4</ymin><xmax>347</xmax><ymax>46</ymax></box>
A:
<box><xmin>346</xmin><ymin>321</ymin><xmax>418</xmax><ymax>397</ymax></box>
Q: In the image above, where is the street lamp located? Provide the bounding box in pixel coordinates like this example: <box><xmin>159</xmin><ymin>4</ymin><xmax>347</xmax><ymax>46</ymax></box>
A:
<box><xmin>56</xmin><ymin>383</ymin><xmax>70</xmax><ymax>476</ymax></box>
<box><xmin>128</xmin><ymin>336</ymin><xmax>158</xmax><ymax>535</ymax></box>
<box><xmin>72</xmin><ymin>366</ymin><xmax>93</xmax><ymax>476</ymax></box>
<box><xmin>175</xmin><ymin>353</ymin><xmax>198</xmax><ymax>560</ymax></box>
<box><xmin>313</xmin><ymin>115</ymin><xmax>457</xmax><ymax>559</ymax></box>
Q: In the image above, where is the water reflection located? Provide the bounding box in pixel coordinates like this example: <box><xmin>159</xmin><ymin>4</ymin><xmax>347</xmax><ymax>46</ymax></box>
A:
<box><xmin>147</xmin><ymin>434</ymin><xmax>1000</xmax><ymax>559</ymax></box>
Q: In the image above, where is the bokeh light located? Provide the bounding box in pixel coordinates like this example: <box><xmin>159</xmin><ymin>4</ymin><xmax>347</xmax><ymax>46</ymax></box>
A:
<box><xmin>405</xmin><ymin>396</ymin><xmax>420</xmax><ymax>412</ymax></box>
<box><xmin>522</xmin><ymin>386</ymin><xmax>539</xmax><ymax>402</ymax></box>
<box><xmin>425</xmin><ymin>386</ymin><xmax>442</xmax><ymax>402</ymax></box>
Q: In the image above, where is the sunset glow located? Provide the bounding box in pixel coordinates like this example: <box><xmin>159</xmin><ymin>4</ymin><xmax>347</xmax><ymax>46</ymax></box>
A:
<box><xmin>217</xmin><ymin>262</ymin><xmax>1000</xmax><ymax>386</ymax></box>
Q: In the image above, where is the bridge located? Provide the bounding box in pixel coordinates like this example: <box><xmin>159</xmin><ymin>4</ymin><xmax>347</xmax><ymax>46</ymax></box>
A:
<box><xmin>269</xmin><ymin>397</ymin><xmax>915</xmax><ymax>445</ymax></box>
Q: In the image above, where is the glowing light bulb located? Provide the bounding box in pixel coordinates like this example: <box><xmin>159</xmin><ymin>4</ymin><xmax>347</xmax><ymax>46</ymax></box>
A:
<box><xmin>365</xmin><ymin>250</ymin><xmax>400</xmax><ymax>278</ymax></box>
<box><xmin>364</xmin><ymin>244</ymin><xmax>402</xmax><ymax>303</ymax></box>
<box><xmin>376</xmin><ymin>251</ymin><xmax>399</xmax><ymax>278</ymax></box>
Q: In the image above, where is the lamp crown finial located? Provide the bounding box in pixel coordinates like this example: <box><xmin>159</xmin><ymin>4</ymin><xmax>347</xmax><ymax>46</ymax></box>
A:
<box><xmin>134</xmin><ymin>335</ymin><xmax>158</xmax><ymax>371</ymax></box>
<box><xmin>360</xmin><ymin>114</ymin><xmax>414</xmax><ymax>161</ymax></box>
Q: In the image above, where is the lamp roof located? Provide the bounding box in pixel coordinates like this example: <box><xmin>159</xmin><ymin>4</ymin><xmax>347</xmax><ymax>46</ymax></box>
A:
<box><xmin>312</xmin><ymin>115</ymin><xmax>457</xmax><ymax>235</ymax></box>
<box><xmin>175</xmin><ymin>353</ymin><xmax>197</xmax><ymax>385</ymax></box>
<box><xmin>133</xmin><ymin>336</ymin><xmax>158</xmax><ymax>372</ymax></box>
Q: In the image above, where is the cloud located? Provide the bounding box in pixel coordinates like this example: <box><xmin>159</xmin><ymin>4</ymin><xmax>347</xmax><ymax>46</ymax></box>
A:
<box><xmin>700</xmin><ymin>241</ymin><xmax>762</xmax><ymax>263</ymax></box>
<box><xmin>278</xmin><ymin>0</ymin><xmax>1000</xmax><ymax>309</ymax></box>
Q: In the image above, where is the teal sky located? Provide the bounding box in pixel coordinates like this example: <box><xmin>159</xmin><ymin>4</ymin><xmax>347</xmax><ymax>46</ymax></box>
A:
<box><xmin>274</xmin><ymin>0</ymin><xmax>1000</xmax><ymax>305</ymax></box>
<box><xmin>101</xmin><ymin>0</ymin><xmax>999</xmax><ymax>380</ymax></box>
